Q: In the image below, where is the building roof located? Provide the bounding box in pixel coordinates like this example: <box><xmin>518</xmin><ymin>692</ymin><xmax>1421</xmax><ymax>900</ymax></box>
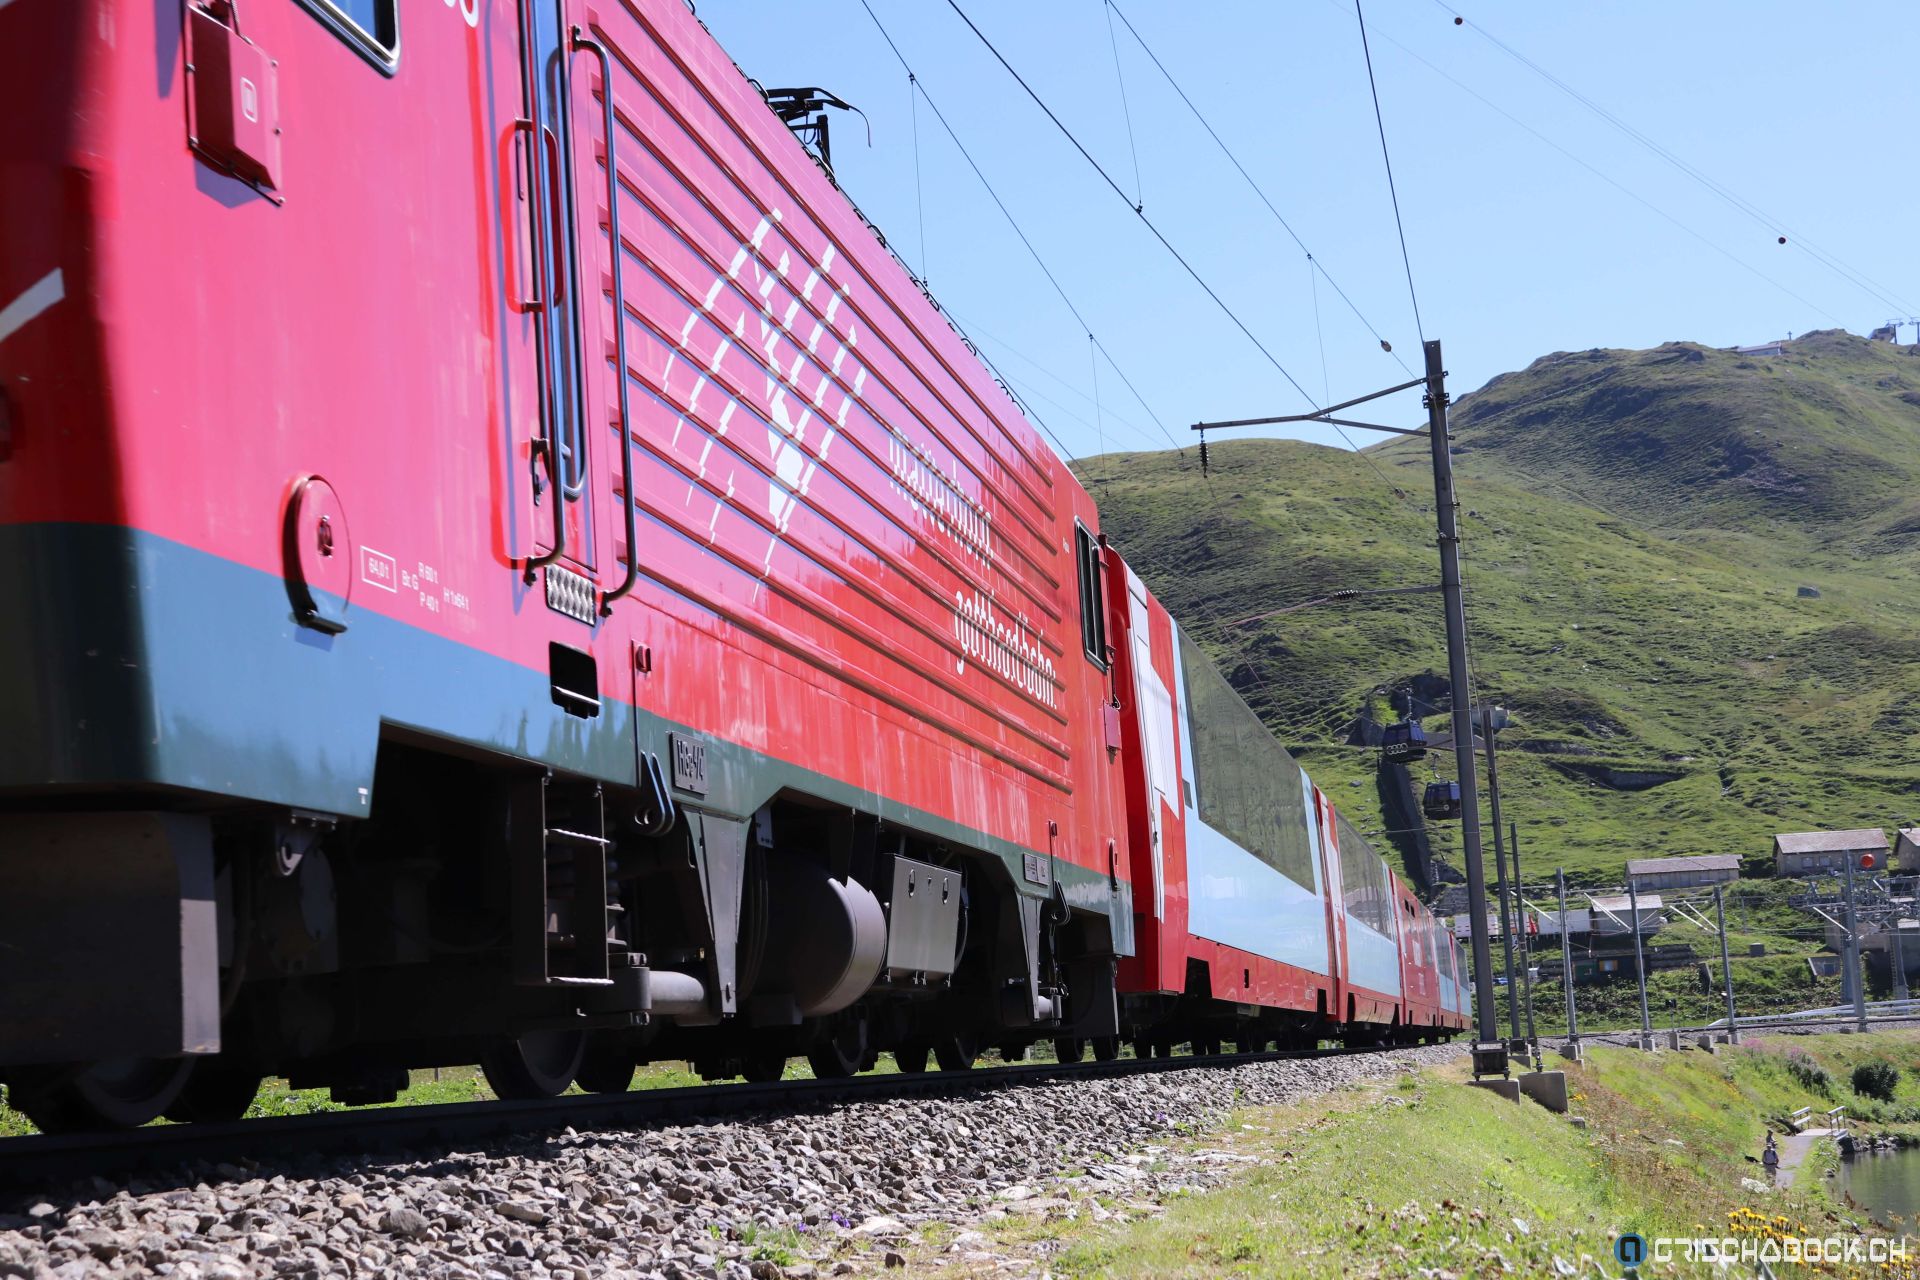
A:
<box><xmin>1773</xmin><ymin>829</ymin><xmax>1888</xmax><ymax>855</ymax></box>
<box><xmin>1627</xmin><ymin>854</ymin><xmax>1741</xmax><ymax>875</ymax></box>
<box><xmin>1590</xmin><ymin>893</ymin><xmax>1662</xmax><ymax>912</ymax></box>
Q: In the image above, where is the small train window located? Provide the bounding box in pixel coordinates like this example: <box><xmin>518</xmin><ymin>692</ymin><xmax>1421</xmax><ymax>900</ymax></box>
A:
<box><xmin>295</xmin><ymin>0</ymin><xmax>400</xmax><ymax>72</ymax></box>
<box><xmin>1074</xmin><ymin>523</ymin><xmax>1108</xmax><ymax>669</ymax></box>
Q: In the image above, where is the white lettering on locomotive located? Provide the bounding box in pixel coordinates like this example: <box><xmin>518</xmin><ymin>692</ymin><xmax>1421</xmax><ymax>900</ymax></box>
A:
<box><xmin>952</xmin><ymin>588</ymin><xmax>1058</xmax><ymax>710</ymax></box>
<box><xmin>885</xmin><ymin>431</ymin><xmax>993</xmax><ymax>565</ymax></box>
<box><xmin>657</xmin><ymin>208</ymin><xmax>1047</xmax><ymax>707</ymax></box>
<box><xmin>444</xmin><ymin>0</ymin><xmax>479</xmax><ymax>30</ymax></box>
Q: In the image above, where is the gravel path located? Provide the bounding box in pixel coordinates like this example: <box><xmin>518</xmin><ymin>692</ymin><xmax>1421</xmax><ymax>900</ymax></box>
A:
<box><xmin>0</xmin><ymin>1044</ymin><xmax>1462</xmax><ymax>1280</ymax></box>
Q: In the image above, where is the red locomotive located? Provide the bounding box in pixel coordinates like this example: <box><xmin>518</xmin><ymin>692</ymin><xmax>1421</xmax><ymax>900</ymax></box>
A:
<box><xmin>0</xmin><ymin>0</ymin><xmax>1466</xmax><ymax>1131</ymax></box>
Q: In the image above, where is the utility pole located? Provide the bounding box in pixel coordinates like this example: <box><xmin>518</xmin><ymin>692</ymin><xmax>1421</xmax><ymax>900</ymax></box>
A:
<box><xmin>1557</xmin><ymin>868</ymin><xmax>1578</xmax><ymax>1047</ymax></box>
<box><xmin>1483</xmin><ymin>705</ymin><xmax>1520</xmax><ymax>1052</ymax></box>
<box><xmin>1845</xmin><ymin>853</ymin><xmax>1868</xmax><ymax>1032</ymax></box>
<box><xmin>1430</xmin><ymin>336</ymin><xmax>1502</xmax><ymax>1065</ymax></box>
<box><xmin>1190</xmin><ymin>338</ymin><xmax>1502</xmax><ymax>1071</ymax></box>
<box><xmin>1714</xmin><ymin>885</ymin><xmax>1738</xmax><ymax>1044</ymax></box>
<box><xmin>1628</xmin><ymin>876</ymin><xmax>1654</xmax><ymax>1048</ymax></box>
<box><xmin>1513</xmin><ymin>821</ymin><xmax>1538</xmax><ymax>1053</ymax></box>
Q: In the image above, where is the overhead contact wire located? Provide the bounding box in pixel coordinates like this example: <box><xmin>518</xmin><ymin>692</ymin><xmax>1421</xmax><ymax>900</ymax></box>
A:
<box><xmin>1348</xmin><ymin>4</ymin><xmax>1841</xmax><ymax>325</ymax></box>
<box><xmin>1102</xmin><ymin>0</ymin><xmax>1145</xmax><ymax>211</ymax></box>
<box><xmin>1433</xmin><ymin>0</ymin><xmax>1918</xmax><ymax>318</ymax></box>
<box><xmin>859</xmin><ymin>0</ymin><xmax>1184</xmax><ymax>454</ymax></box>
<box><xmin>1106</xmin><ymin>0</ymin><xmax>1412</xmax><ymax>373</ymax></box>
<box><xmin>942</xmin><ymin>0</ymin><xmax>1318</xmax><ymax>410</ymax></box>
<box><xmin>908</xmin><ymin>74</ymin><xmax>929</xmax><ymax>284</ymax></box>
<box><xmin>1353</xmin><ymin>0</ymin><xmax>1425</xmax><ymax>346</ymax></box>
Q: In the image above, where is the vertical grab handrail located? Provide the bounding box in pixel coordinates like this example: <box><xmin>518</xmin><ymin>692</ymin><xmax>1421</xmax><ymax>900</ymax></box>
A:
<box><xmin>572</xmin><ymin>26</ymin><xmax>639</xmax><ymax>614</ymax></box>
<box><xmin>522</xmin><ymin>3</ymin><xmax>570</xmax><ymax>576</ymax></box>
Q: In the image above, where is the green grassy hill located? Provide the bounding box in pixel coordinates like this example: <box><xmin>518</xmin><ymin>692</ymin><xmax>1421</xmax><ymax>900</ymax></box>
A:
<box><xmin>1080</xmin><ymin>330</ymin><xmax>1920</xmax><ymax>891</ymax></box>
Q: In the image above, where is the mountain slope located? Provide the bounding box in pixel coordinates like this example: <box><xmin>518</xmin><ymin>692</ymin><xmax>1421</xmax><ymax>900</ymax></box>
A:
<box><xmin>1080</xmin><ymin>331</ymin><xmax>1920</xmax><ymax>888</ymax></box>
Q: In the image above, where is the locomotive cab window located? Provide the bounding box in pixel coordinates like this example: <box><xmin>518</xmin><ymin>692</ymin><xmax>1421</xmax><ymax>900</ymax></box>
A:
<box><xmin>1074</xmin><ymin>523</ymin><xmax>1108</xmax><ymax>669</ymax></box>
<box><xmin>295</xmin><ymin>0</ymin><xmax>399</xmax><ymax>71</ymax></box>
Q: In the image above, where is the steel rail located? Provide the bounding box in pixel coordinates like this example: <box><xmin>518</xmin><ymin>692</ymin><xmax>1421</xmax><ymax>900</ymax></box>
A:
<box><xmin>0</xmin><ymin>1043</ymin><xmax>1433</xmax><ymax>1190</ymax></box>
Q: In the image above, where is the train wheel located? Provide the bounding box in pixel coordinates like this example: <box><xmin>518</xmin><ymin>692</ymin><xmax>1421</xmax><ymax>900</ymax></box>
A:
<box><xmin>1054</xmin><ymin>1036</ymin><xmax>1085</xmax><ymax>1063</ymax></box>
<box><xmin>893</xmin><ymin>1042</ymin><xmax>931</xmax><ymax>1074</ymax></box>
<box><xmin>574</xmin><ymin>1043</ymin><xmax>637</xmax><ymax>1094</ymax></box>
<box><xmin>14</xmin><ymin>1058</ymin><xmax>195</xmax><ymax>1132</ymax></box>
<box><xmin>481</xmin><ymin>1030</ymin><xmax>585</xmax><ymax>1099</ymax></box>
<box><xmin>163</xmin><ymin>1064</ymin><xmax>263</xmax><ymax>1123</ymax></box>
<box><xmin>807</xmin><ymin>1020</ymin><xmax>868</xmax><ymax>1079</ymax></box>
<box><xmin>740</xmin><ymin>1054</ymin><xmax>788</xmax><ymax>1083</ymax></box>
<box><xmin>1194</xmin><ymin>1037</ymin><xmax>1221</xmax><ymax>1057</ymax></box>
<box><xmin>933</xmin><ymin>1034</ymin><xmax>978</xmax><ymax>1072</ymax></box>
<box><xmin>1130</xmin><ymin>1036</ymin><xmax>1153</xmax><ymax>1060</ymax></box>
<box><xmin>1091</xmin><ymin>1036</ymin><xmax>1120</xmax><ymax>1062</ymax></box>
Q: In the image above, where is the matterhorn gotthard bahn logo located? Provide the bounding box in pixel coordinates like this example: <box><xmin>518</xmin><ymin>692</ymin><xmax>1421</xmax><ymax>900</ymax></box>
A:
<box><xmin>658</xmin><ymin>206</ymin><xmax>1054</xmax><ymax>710</ymax></box>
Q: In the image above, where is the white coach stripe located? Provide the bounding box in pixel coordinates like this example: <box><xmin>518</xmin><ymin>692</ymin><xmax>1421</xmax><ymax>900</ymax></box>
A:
<box><xmin>0</xmin><ymin>269</ymin><xmax>65</xmax><ymax>347</ymax></box>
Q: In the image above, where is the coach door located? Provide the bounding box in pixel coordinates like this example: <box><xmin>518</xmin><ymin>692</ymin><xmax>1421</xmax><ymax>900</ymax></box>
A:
<box><xmin>510</xmin><ymin>0</ymin><xmax>602</xmax><ymax>610</ymax></box>
<box><xmin>1130</xmin><ymin>578</ymin><xmax>1176</xmax><ymax>920</ymax></box>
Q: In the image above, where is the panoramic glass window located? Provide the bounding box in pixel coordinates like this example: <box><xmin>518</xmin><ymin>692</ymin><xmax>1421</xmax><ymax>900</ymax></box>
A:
<box><xmin>1177</xmin><ymin>629</ymin><xmax>1315</xmax><ymax>890</ymax></box>
<box><xmin>1336</xmin><ymin>810</ymin><xmax>1393</xmax><ymax>934</ymax></box>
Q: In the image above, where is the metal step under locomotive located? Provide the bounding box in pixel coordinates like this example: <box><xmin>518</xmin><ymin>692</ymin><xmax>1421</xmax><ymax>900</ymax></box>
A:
<box><xmin>0</xmin><ymin>0</ymin><xmax>1466</xmax><ymax>1131</ymax></box>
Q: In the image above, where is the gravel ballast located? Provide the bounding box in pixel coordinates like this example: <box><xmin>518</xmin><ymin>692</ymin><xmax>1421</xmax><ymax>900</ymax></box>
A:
<box><xmin>0</xmin><ymin>1044</ymin><xmax>1463</xmax><ymax>1279</ymax></box>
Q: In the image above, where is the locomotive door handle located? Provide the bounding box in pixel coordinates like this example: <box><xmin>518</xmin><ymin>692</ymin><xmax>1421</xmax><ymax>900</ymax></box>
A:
<box><xmin>541</xmin><ymin>127</ymin><xmax>567</xmax><ymax>307</ymax></box>
<box><xmin>571</xmin><ymin>25</ymin><xmax>639</xmax><ymax>615</ymax></box>
<box><xmin>544</xmin><ymin>121</ymin><xmax>588</xmax><ymax>506</ymax></box>
<box><xmin>510</xmin><ymin>119</ymin><xmax>544</xmax><ymax>311</ymax></box>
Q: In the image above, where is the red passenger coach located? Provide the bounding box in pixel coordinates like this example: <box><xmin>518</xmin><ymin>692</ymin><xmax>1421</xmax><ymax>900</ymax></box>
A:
<box><xmin>1104</xmin><ymin>564</ymin><xmax>1465</xmax><ymax>1052</ymax></box>
<box><xmin>0</xmin><ymin>0</ymin><xmax>1458</xmax><ymax>1130</ymax></box>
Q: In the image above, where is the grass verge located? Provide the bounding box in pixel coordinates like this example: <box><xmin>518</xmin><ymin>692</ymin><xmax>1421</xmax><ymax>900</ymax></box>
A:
<box><xmin>904</xmin><ymin>1032</ymin><xmax>1920</xmax><ymax>1278</ymax></box>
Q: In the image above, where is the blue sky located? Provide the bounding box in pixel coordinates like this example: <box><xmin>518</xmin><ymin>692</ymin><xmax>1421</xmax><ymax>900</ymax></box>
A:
<box><xmin>701</xmin><ymin>1</ymin><xmax>1920</xmax><ymax>459</ymax></box>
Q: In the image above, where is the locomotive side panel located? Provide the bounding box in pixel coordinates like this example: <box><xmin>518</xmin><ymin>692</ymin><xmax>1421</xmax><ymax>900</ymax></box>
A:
<box><xmin>579</xmin><ymin>0</ymin><xmax>1102</xmax><ymax>867</ymax></box>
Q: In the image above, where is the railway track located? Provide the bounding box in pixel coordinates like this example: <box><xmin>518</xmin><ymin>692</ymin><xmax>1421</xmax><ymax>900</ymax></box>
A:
<box><xmin>0</xmin><ymin>1044</ymin><xmax>1395</xmax><ymax>1191</ymax></box>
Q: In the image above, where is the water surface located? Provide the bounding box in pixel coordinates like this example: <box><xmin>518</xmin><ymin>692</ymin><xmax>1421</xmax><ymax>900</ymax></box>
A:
<box><xmin>1840</xmin><ymin>1147</ymin><xmax>1920</xmax><ymax>1236</ymax></box>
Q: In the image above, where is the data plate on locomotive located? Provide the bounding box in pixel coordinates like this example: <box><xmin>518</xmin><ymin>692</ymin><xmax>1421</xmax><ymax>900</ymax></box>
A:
<box><xmin>1021</xmin><ymin>851</ymin><xmax>1052</xmax><ymax>887</ymax></box>
<box><xmin>669</xmin><ymin>733</ymin><xmax>708</xmax><ymax>795</ymax></box>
